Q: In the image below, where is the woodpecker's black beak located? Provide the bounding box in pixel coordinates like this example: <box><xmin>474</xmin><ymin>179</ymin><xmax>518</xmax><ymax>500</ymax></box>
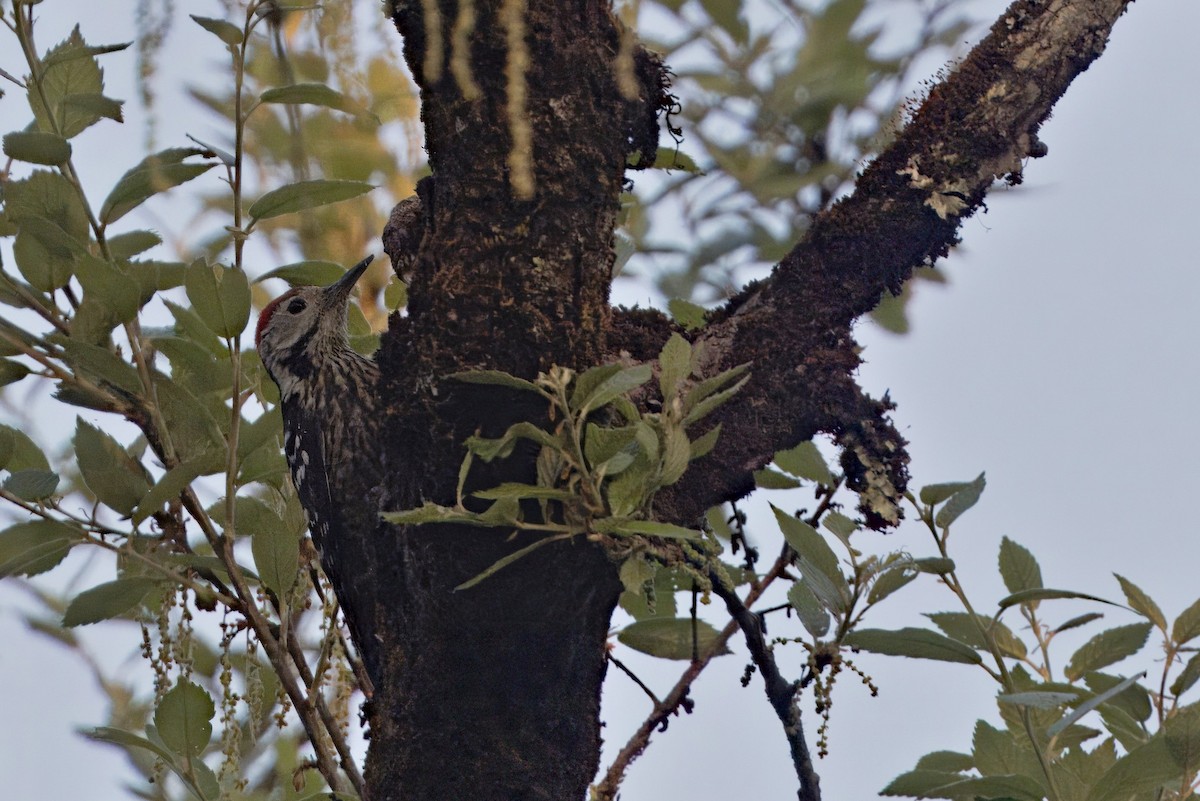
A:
<box><xmin>325</xmin><ymin>255</ymin><xmax>374</xmax><ymax>306</ymax></box>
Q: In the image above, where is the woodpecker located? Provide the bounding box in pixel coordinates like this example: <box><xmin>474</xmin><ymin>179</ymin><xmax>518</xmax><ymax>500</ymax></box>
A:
<box><xmin>255</xmin><ymin>256</ymin><xmax>381</xmax><ymax>570</ymax></box>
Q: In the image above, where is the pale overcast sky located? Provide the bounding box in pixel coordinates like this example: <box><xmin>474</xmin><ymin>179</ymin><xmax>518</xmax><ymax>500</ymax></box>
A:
<box><xmin>1</xmin><ymin>1</ymin><xmax>1198</xmax><ymax>800</ymax></box>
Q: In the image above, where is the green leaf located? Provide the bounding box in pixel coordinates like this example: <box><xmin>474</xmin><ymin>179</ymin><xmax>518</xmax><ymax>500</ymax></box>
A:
<box><xmin>822</xmin><ymin>512</ymin><xmax>858</xmax><ymax>541</ymax></box>
<box><xmin>913</xmin><ymin>751</ymin><xmax>975</xmax><ymax>773</ymax></box>
<box><xmin>466</xmin><ymin>421</ymin><xmax>560</xmax><ymax>462</ymax></box>
<box><xmin>0</xmin><ymin>519</ymin><xmax>79</xmax><ymax>578</ymax></box>
<box><xmin>919</xmin><ymin>480</ymin><xmax>971</xmax><ymax>505</ymax></box>
<box><xmin>771</xmin><ymin>504</ymin><xmax>840</xmax><ymax>585</ymax></box>
<box><xmin>28</xmin><ymin>26</ymin><xmax>118</xmax><ymax>138</ymax></box>
<box><xmin>1054</xmin><ymin>612</ymin><xmax>1105</xmax><ymax>634</ymax></box>
<box><xmin>134</xmin><ymin>454</ymin><xmax>223</xmax><ymax>524</ymax></box>
<box><xmin>1172</xmin><ymin>597</ymin><xmax>1200</xmax><ymax>647</ymax></box>
<box><xmin>753</xmin><ymin>467</ymin><xmax>802</xmax><ymax>489</ymax></box>
<box><xmin>185</xmin><ymin>260</ymin><xmax>251</xmax><ymax>338</ymax></box>
<box><xmin>152</xmin><ymin>336</ymin><xmax>228</xmax><ymax>394</ymax></box>
<box><xmin>575</xmin><ymin>365</ymin><xmax>652</xmax><ymax>415</ymax></box>
<box><xmin>100</xmin><ymin>149</ymin><xmax>214</xmax><ymax>225</ymax></box>
<box><xmin>84</xmin><ymin>725</ymin><xmax>211</xmax><ymax>801</ymax></box>
<box><xmin>594</xmin><ymin>518</ymin><xmax>702</xmax><ymax>540</ymax></box>
<box><xmin>83</xmin><ymin>726</ymin><xmax>177</xmax><ymax>766</ymax></box>
<box><xmin>911</xmin><ymin>557</ymin><xmax>956</xmax><ymax>574</ymax></box>
<box><xmin>842</xmin><ymin>627</ymin><xmax>983</xmax><ymax>664</ymax></box>
<box><xmin>13</xmin><ymin>214</ymin><xmax>81</xmax><ymax>292</ymax></box>
<box><xmin>682</xmin><ymin>371</ymin><xmax>750</xmax><ymax>426</ymax></box>
<box><xmin>62</xmin><ymin>577</ymin><xmax>159</xmax><ymax>626</ymax></box>
<box><xmin>42</xmin><ymin>40</ymin><xmax>132</xmax><ymax>67</ymax></box>
<box><xmin>1065</xmin><ymin>623</ymin><xmax>1153</xmax><ymax>682</ymax></box>
<box><xmin>568</xmin><ymin>364</ymin><xmax>622</xmax><ymax>408</ymax></box>
<box><xmin>165</xmin><ymin>553</ymin><xmax>257</xmax><ymax>585</ymax></box>
<box><xmin>689</xmin><ymin>424</ymin><xmax>722</xmax><ymax>460</ymax></box>
<box><xmin>1086</xmin><ymin>670</ymin><xmax>1152</xmax><ymax>723</ymax></box>
<box><xmin>584</xmin><ymin>423</ymin><xmax>638</xmax><ymax>470</ymax></box>
<box><xmin>251</xmin><ymin>518</ymin><xmax>299</xmax><ymax>598</ymax></box>
<box><xmin>154</xmin><ymin>679</ymin><xmax>214</xmax><ymax>758</ymax></box>
<box><xmin>870</xmin><ymin>290</ymin><xmax>909</xmax><ymax>335</ymax></box>
<box><xmin>667</xmin><ymin>298</ymin><xmax>707</xmax><ymax>330</ymax></box>
<box><xmin>1111</xmin><ymin>574</ymin><xmax>1165</xmax><ymax>630</ymax></box>
<box><xmin>1048</xmin><ymin>673</ymin><xmax>1148</xmax><ymax>737</ymax></box>
<box><xmin>773</xmin><ymin>440</ymin><xmax>834</xmax><ymax>485</ymax></box>
<box><xmin>617</xmin><ymin>617</ymin><xmax>729</xmax><ymax>660</ymax></box>
<box><xmin>659</xmin><ymin>423</ymin><xmax>691</xmax><ymax>485</ymax></box>
<box><xmin>207</xmin><ymin>496</ymin><xmax>285</xmax><ymax>537</ymax></box>
<box><xmin>618</xmin><ymin>554</ymin><xmax>657</xmax><ymax>595</ymax></box>
<box><xmin>260</xmin><ymin>83</ymin><xmax>360</xmax><ymax>114</ymax></box>
<box><xmin>107</xmin><ymin>229</ymin><xmax>163</xmax><ymax>259</ymax></box>
<box><xmin>154</xmin><ymin>378</ymin><xmax>225</xmax><ymax>461</ymax></box>
<box><xmin>255</xmin><ymin>260</ymin><xmax>345</xmax><ymax>287</ymax></box>
<box><xmin>0</xmin><ymin>359</ymin><xmax>31</xmax><ymax>387</ymax></box>
<box><xmin>681</xmin><ymin>362</ymin><xmax>749</xmax><ymax>416</ymax></box>
<box><xmin>4</xmin><ymin>170</ymin><xmax>89</xmax><ymax>246</ymax></box>
<box><xmin>73</xmin><ymin>253</ymin><xmax>140</xmax><ymax>325</ymax></box>
<box><xmin>61</xmin><ymin>340</ymin><xmax>143</xmax><ymax>394</ymax></box>
<box><xmin>4</xmin><ymin>469</ymin><xmax>60</xmax><ymax>500</ymax></box>
<box><xmin>449</xmin><ymin>370</ymin><xmax>542</xmax><ymax>394</ymax></box>
<box><xmin>998</xmin><ymin>536</ymin><xmax>1043</xmax><ymax>597</ymax></box>
<box><xmin>0</xmin><ymin>424</ymin><xmax>50</xmax><ymax>471</ymax></box>
<box><xmin>788</xmin><ymin>581</ymin><xmax>830</xmax><ymax>638</ymax></box>
<box><xmin>880</xmin><ymin>770</ymin><xmax>968</xmax><ymax>798</ymax></box>
<box><xmin>192</xmin><ymin>758</ymin><xmax>221</xmax><ymax>801</ymax></box>
<box><xmin>472</xmin><ymin>483</ymin><xmax>575</xmax><ymax>501</ymax></box>
<box><xmin>1171</xmin><ymin>653</ymin><xmax>1200</xmax><ymax>697</ymax></box>
<box><xmin>62</xmin><ymin>93</ymin><xmax>123</xmax><ymax>125</ymax></box>
<box><xmin>998</xmin><ymin>690</ymin><xmax>1078</xmax><ymax>710</ymax></box>
<box><xmin>384</xmin><ymin>278</ymin><xmax>408</xmax><ymax>311</ymax></box>
<box><xmin>1100</xmin><ymin>703</ymin><xmax>1150</xmax><ymax>752</ymax></box>
<box><xmin>655</xmin><ymin>149</ymin><xmax>703</xmax><ymax>173</ymax></box>
<box><xmin>382</xmin><ymin>502</ymin><xmax>494</xmax><ymax>527</ymax></box>
<box><xmin>163</xmin><ymin>299</ymin><xmax>226</xmax><ymax>355</ymax></box>
<box><xmin>934</xmin><ymin>471</ymin><xmax>985</xmax><ymax>528</ymax></box>
<box><xmin>1085</xmin><ymin>736</ymin><xmax>1182</xmax><ymax>801</ymax></box>
<box><xmin>189</xmin><ymin>14</ymin><xmax>243</xmax><ymax>45</ymax></box>
<box><xmin>74</xmin><ymin>419</ymin><xmax>151</xmax><ymax>515</ymax></box>
<box><xmin>3</xmin><ymin>131</ymin><xmax>71</xmax><ymax>164</ymax></box>
<box><xmin>926</xmin><ymin>612</ymin><xmax>1026</xmax><ymax>659</ymax></box>
<box><xmin>248</xmin><ymin>179</ymin><xmax>374</xmax><ymax>222</ymax></box>
<box><xmin>997</xmin><ymin>587</ymin><xmax>1118</xmax><ymax>611</ymax></box>
<box><xmin>1165</xmin><ymin>704</ymin><xmax>1200</xmax><ymax>773</ymax></box>
<box><xmin>657</xmin><ymin>333</ymin><xmax>692</xmax><ymax>404</ymax></box>
<box><xmin>867</xmin><ymin>560</ymin><xmax>917</xmax><ymax>605</ymax></box>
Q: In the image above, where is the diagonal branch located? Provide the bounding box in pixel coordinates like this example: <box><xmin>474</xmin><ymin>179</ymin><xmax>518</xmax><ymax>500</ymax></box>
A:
<box><xmin>658</xmin><ymin>0</ymin><xmax>1135</xmax><ymax>525</ymax></box>
<box><xmin>712</xmin><ymin>576</ymin><xmax>819</xmax><ymax>801</ymax></box>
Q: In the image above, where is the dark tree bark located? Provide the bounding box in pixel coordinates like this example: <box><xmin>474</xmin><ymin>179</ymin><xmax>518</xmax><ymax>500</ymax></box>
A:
<box><xmin>319</xmin><ymin>1</ymin><xmax>1136</xmax><ymax>799</ymax></box>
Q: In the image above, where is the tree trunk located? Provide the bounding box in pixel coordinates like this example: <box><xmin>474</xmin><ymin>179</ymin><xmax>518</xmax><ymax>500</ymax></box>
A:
<box><xmin>317</xmin><ymin>0</ymin><xmax>1137</xmax><ymax>798</ymax></box>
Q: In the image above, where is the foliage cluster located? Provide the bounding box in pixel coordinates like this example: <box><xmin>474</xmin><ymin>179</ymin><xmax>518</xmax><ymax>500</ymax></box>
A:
<box><xmin>0</xmin><ymin>2</ymin><xmax>416</xmax><ymax>798</ymax></box>
<box><xmin>753</xmin><ymin>464</ymin><xmax>1200</xmax><ymax>800</ymax></box>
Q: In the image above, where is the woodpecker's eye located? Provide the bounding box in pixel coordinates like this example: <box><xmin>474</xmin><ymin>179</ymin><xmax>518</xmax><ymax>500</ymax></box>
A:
<box><xmin>287</xmin><ymin>298</ymin><xmax>307</xmax><ymax>314</ymax></box>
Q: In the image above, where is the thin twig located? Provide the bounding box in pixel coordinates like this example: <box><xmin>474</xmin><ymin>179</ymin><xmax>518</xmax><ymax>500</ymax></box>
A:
<box><xmin>607</xmin><ymin>652</ymin><xmax>661</xmax><ymax>706</ymax></box>
<box><xmin>711</xmin><ymin>575</ymin><xmax>819</xmax><ymax>801</ymax></box>
<box><xmin>595</xmin><ymin>484</ymin><xmax>840</xmax><ymax>800</ymax></box>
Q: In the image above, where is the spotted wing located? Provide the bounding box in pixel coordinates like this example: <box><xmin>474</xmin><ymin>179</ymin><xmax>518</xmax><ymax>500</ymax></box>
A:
<box><xmin>282</xmin><ymin>399</ymin><xmax>335</xmax><ymax>559</ymax></box>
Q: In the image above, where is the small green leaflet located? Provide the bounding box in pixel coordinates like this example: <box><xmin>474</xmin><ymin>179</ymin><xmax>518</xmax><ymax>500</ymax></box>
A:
<box><xmin>842</xmin><ymin>627</ymin><xmax>983</xmax><ymax>665</ymax></box>
<box><xmin>62</xmin><ymin>577</ymin><xmax>160</xmax><ymax>627</ymax></box>
<box><xmin>248</xmin><ymin>179</ymin><xmax>374</xmax><ymax>222</ymax></box>
<box><xmin>618</xmin><ymin>617</ymin><xmax>729</xmax><ymax>660</ymax></box>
